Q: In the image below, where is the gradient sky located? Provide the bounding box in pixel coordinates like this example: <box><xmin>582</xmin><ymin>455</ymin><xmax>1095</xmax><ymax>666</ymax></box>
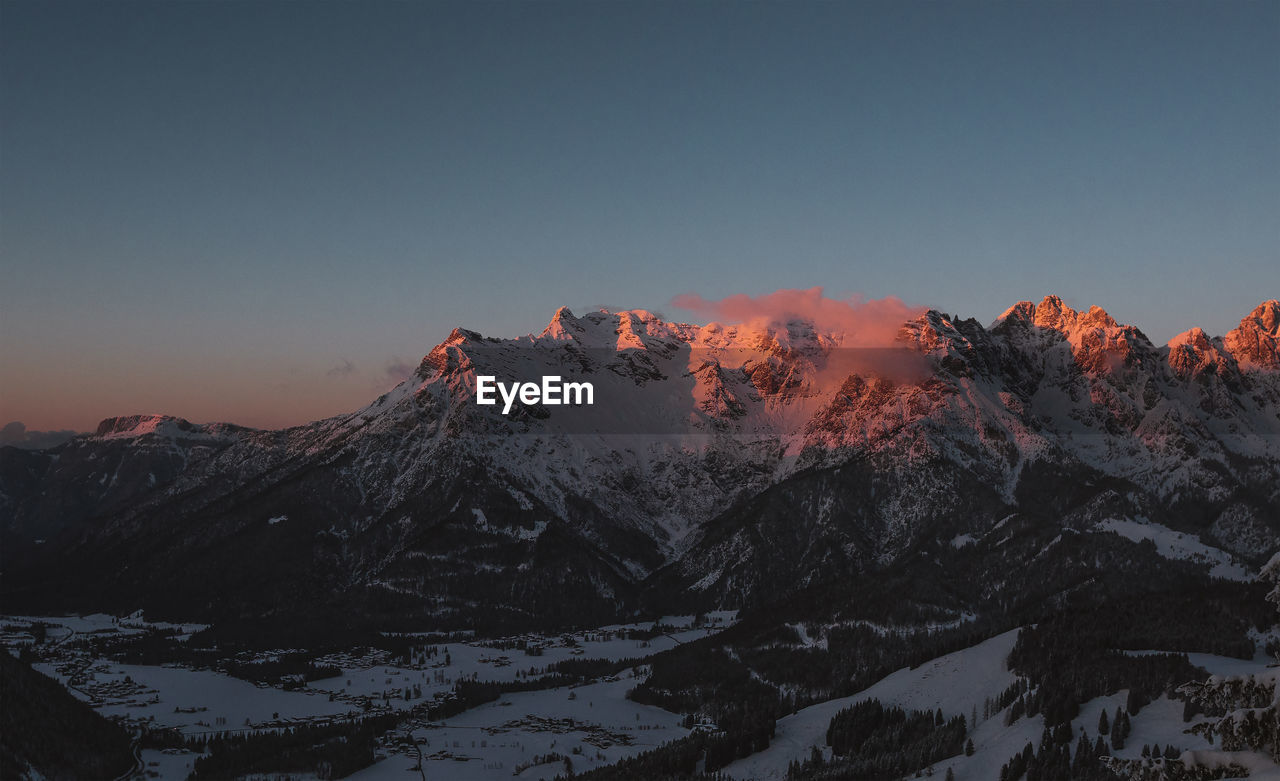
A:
<box><xmin>2</xmin><ymin>0</ymin><xmax>1277</xmax><ymax>432</ymax></box>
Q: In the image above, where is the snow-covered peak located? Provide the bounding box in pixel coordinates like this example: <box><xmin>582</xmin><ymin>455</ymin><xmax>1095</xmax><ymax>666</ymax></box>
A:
<box><xmin>409</xmin><ymin>296</ymin><xmax>1275</xmax><ymax>413</ymax></box>
<box><xmin>91</xmin><ymin>415</ymin><xmax>240</xmax><ymax>442</ymax></box>
<box><xmin>1167</xmin><ymin>327</ymin><xmax>1230</xmax><ymax>378</ymax></box>
<box><xmin>993</xmin><ymin>300</ymin><xmax>1037</xmax><ymax>327</ymax></box>
<box><xmin>443</xmin><ymin>326</ymin><xmax>481</xmax><ymax>346</ymax></box>
<box><xmin>898</xmin><ymin>310</ymin><xmax>967</xmax><ymax>352</ymax></box>
<box><xmin>613</xmin><ymin>309</ymin><xmax>685</xmax><ymax>350</ymax></box>
<box><xmin>1224</xmin><ymin>300</ymin><xmax>1280</xmax><ymax>370</ymax></box>
<box><xmin>1244</xmin><ymin>299</ymin><xmax>1280</xmax><ymax>333</ymax></box>
<box><xmin>992</xmin><ymin>295</ymin><xmax>1118</xmax><ymax>335</ymax></box>
<box><xmin>540</xmin><ymin>306</ymin><xmax>585</xmax><ymax>341</ymax></box>
<box><xmin>1031</xmin><ymin>294</ymin><xmax>1075</xmax><ymax>330</ymax></box>
<box><xmin>94</xmin><ymin>415</ymin><xmax>195</xmax><ymax>438</ymax></box>
<box><xmin>417</xmin><ymin>328</ymin><xmax>479</xmax><ymax>379</ymax></box>
<box><xmin>990</xmin><ymin>296</ymin><xmax>1153</xmax><ymax>375</ymax></box>
<box><xmin>530</xmin><ymin>308</ymin><xmax>696</xmax><ymax>350</ymax></box>
<box><xmin>25</xmin><ymin>295</ymin><xmax>1280</xmax><ymax>616</ymax></box>
<box><xmin>1169</xmin><ymin>326</ymin><xmax>1212</xmax><ymax>349</ymax></box>
<box><xmin>617</xmin><ymin>308</ymin><xmax>662</xmax><ymax>324</ymax></box>
<box><xmin>435</xmin><ymin>307</ymin><xmax>854</xmax><ymax>358</ymax></box>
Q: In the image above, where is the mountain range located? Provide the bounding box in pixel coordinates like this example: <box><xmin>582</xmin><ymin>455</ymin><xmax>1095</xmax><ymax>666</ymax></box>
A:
<box><xmin>2</xmin><ymin>295</ymin><xmax>1277</xmax><ymax>635</ymax></box>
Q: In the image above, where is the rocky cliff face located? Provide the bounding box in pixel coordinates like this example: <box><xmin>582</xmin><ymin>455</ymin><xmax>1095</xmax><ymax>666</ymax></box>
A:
<box><xmin>1224</xmin><ymin>300</ymin><xmax>1280</xmax><ymax>370</ymax></box>
<box><xmin>2</xmin><ymin>297</ymin><xmax>1277</xmax><ymax>629</ymax></box>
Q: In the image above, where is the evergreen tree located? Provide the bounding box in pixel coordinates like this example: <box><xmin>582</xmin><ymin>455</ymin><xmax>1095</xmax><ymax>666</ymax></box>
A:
<box><xmin>1097</xmin><ymin>708</ymin><xmax>1109</xmax><ymax>735</ymax></box>
<box><xmin>1072</xmin><ymin>734</ymin><xmax>1091</xmax><ymax>773</ymax></box>
<box><xmin>1182</xmin><ymin>698</ymin><xmax>1198</xmax><ymax>722</ymax></box>
<box><xmin>1052</xmin><ymin>723</ymin><xmax>1072</xmax><ymax>745</ymax></box>
<box><xmin>1126</xmin><ymin>688</ymin><xmax>1149</xmax><ymax>715</ymax></box>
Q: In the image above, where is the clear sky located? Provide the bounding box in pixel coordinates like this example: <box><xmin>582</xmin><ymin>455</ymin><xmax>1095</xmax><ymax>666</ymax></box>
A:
<box><xmin>2</xmin><ymin>0</ymin><xmax>1277</xmax><ymax>432</ymax></box>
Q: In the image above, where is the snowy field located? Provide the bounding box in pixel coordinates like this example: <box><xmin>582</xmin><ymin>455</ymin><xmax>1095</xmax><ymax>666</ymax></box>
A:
<box><xmin>71</xmin><ymin>662</ymin><xmax>357</xmax><ymax>733</ymax></box>
<box><xmin>1</xmin><ymin>611</ymin><xmax>733</xmax><ymax>780</ymax></box>
<box><xmin>723</xmin><ymin>629</ymin><xmax>1021</xmax><ymax>780</ymax></box>
<box><xmin>350</xmin><ymin>672</ymin><xmax>690</xmax><ymax>780</ymax></box>
<box><xmin>306</xmin><ymin>612</ymin><xmax>736</xmax><ymax>712</ymax></box>
<box><xmin>6</xmin><ymin>611</ymin><xmax>1277</xmax><ymax>780</ymax></box>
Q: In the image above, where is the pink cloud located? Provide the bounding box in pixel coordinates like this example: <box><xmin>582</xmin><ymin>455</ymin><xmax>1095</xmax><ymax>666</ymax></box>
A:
<box><xmin>671</xmin><ymin>287</ymin><xmax>926</xmax><ymax>347</ymax></box>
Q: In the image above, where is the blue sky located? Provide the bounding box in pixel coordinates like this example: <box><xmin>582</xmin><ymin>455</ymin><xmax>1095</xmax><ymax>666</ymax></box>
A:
<box><xmin>2</xmin><ymin>0</ymin><xmax>1277</xmax><ymax>430</ymax></box>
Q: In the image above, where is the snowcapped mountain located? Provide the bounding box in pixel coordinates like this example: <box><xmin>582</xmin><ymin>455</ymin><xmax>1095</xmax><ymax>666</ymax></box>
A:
<box><xmin>2</xmin><ymin>297</ymin><xmax>1278</xmax><ymax>630</ymax></box>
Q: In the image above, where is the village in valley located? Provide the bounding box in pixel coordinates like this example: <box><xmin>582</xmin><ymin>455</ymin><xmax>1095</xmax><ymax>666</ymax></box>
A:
<box><xmin>1</xmin><ymin>611</ymin><xmax>736</xmax><ymax>779</ymax></box>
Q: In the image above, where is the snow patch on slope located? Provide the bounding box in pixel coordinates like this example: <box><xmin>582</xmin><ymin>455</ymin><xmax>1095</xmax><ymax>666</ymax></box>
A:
<box><xmin>723</xmin><ymin>629</ymin><xmax>1021</xmax><ymax>780</ymax></box>
<box><xmin>1094</xmin><ymin>518</ymin><xmax>1252</xmax><ymax>581</ymax></box>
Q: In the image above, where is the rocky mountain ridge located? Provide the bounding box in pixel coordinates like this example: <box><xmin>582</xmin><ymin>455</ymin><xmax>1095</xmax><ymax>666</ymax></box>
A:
<box><xmin>1</xmin><ymin>296</ymin><xmax>1277</xmax><ymax>629</ymax></box>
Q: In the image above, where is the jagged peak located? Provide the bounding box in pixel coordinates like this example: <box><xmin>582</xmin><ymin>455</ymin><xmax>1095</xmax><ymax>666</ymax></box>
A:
<box><xmin>1168</xmin><ymin>327</ymin><xmax>1212</xmax><ymax>349</ymax></box>
<box><xmin>1078</xmin><ymin>305</ymin><xmax>1118</xmax><ymax>329</ymax></box>
<box><xmin>541</xmin><ymin>306</ymin><xmax>583</xmax><ymax>340</ymax></box>
<box><xmin>1238</xmin><ymin>300</ymin><xmax>1280</xmax><ymax>335</ymax></box>
<box><xmin>988</xmin><ymin>296</ymin><xmax>1159</xmax><ymax>377</ymax></box>
<box><xmin>614</xmin><ymin>309</ymin><xmax>657</xmax><ymax>334</ymax></box>
<box><xmin>899</xmin><ymin>309</ymin><xmax>960</xmax><ymax>340</ymax></box>
<box><xmin>416</xmin><ymin>327</ymin><xmax>485</xmax><ymax>379</ymax></box>
<box><xmin>1032</xmin><ymin>296</ymin><xmax>1117</xmax><ymax>331</ymax></box>
<box><xmin>444</xmin><ymin>326</ymin><xmax>482</xmax><ymax>344</ymax></box>
<box><xmin>1224</xmin><ymin>299</ymin><xmax>1280</xmax><ymax>369</ymax></box>
<box><xmin>1031</xmin><ymin>295</ymin><xmax>1074</xmax><ymax>330</ymax></box>
<box><xmin>991</xmin><ymin>296</ymin><xmax>1119</xmax><ymax>334</ymax></box>
<box><xmin>993</xmin><ymin>300</ymin><xmax>1037</xmax><ymax>327</ymax></box>
<box><xmin>1167</xmin><ymin>327</ymin><xmax>1230</xmax><ymax>378</ymax></box>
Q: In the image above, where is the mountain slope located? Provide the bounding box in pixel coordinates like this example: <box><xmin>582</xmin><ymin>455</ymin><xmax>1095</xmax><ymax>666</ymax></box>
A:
<box><xmin>0</xmin><ymin>651</ymin><xmax>136</xmax><ymax>780</ymax></box>
<box><xmin>2</xmin><ymin>297</ymin><xmax>1277</xmax><ymax>631</ymax></box>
